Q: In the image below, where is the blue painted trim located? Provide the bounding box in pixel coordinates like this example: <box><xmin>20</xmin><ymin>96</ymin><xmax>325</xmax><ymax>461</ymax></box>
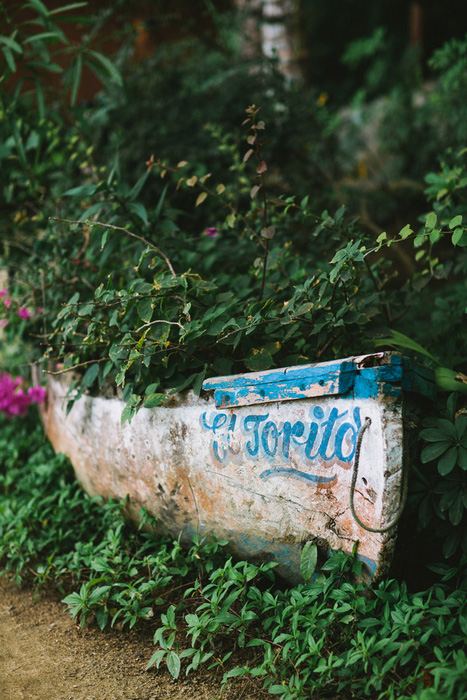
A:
<box><xmin>203</xmin><ymin>359</ymin><xmax>355</xmax><ymax>408</ymax></box>
<box><xmin>202</xmin><ymin>352</ymin><xmax>436</xmax><ymax>408</ymax></box>
<box><xmin>260</xmin><ymin>467</ymin><xmax>337</xmax><ymax>484</ymax></box>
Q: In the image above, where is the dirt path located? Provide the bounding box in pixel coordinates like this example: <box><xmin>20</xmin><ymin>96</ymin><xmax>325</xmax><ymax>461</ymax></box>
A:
<box><xmin>0</xmin><ymin>579</ymin><xmax>261</xmax><ymax>700</ymax></box>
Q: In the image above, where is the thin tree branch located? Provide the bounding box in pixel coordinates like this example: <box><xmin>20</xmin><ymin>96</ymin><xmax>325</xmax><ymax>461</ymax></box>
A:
<box><xmin>45</xmin><ymin>358</ymin><xmax>107</xmax><ymax>375</ymax></box>
<box><xmin>49</xmin><ymin>217</ymin><xmax>176</xmax><ymax>277</ymax></box>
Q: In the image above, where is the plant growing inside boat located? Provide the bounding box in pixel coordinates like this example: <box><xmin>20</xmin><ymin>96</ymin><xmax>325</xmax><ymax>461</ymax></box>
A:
<box><xmin>40</xmin><ymin>105</ymin><xmax>392</xmax><ymax>421</ymax></box>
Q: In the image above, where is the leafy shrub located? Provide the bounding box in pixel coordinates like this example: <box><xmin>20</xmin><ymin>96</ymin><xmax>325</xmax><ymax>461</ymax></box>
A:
<box><xmin>2</xmin><ymin>414</ymin><xmax>467</xmax><ymax>699</ymax></box>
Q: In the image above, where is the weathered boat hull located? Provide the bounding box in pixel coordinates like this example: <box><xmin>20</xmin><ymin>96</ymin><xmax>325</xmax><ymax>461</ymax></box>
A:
<box><xmin>40</xmin><ymin>352</ymin><xmax>435</xmax><ymax>582</ymax></box>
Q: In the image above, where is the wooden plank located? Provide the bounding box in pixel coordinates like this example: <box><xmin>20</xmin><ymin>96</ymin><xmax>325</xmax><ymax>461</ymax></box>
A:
<box><xmin>203</xmin><ymin>359</ymin><xmax>355</xmax><ymax>408</ymax></box>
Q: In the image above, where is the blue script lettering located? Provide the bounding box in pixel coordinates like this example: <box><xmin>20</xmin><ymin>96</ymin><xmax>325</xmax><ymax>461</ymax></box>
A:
<box><xmin>200</xmin><ymin>405</ymin><xmax>362</xmax><ymax>469</ymax></box>
<box><xmin>243</xmin><ymin>414</ymin><xmax>269</xmax><ymax>456</ymax></box>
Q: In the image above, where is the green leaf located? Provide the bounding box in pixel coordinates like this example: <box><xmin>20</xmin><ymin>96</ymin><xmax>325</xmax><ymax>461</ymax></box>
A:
<box><xmin>436</xmin><ymin>418</ymin><xmax>458</xmax><ymax>440</ymax></box>
<box><xmin>425</xmin><ymin>212</ymin><xmax>437</xmax><ymax>230</ymax></box>
<box><xmin>192</xmin><ymin>368</ymin><xmax>207</xmax><ymax>396</ymax></box>
<box><xmin>80</xmin><ymin>363</ymin><xmax>99</xmax><ymax>390</ymax></box>
<box><xmin>2</xmin><ymin>46</ymin><xmax>16</xmax><ymax>72</ymax></box>
<box><xmin>399</xmin><ymin>224</ymin><xmax>413</xmax><ymax>240</ymax></box>
<box><xmin>144</xmin><ymin>393</ymin><xmax>166</xmax><ymax>409</ymax></box>
<box><xmin>128</xmin><ymin>170</ymin><xmax>149</xmax><ymax>200</ymax></box>
<box><xmin>70</xmin><ymin>52</ymin><xmax>83</xmax><ymax>106</ymax></box>
<box><xmin>244</xmin><ymin>347</ymin><xmax>274</xmax><ymax>372</ymax></box>
<box><xmin>62</xmin><ymin>184</ymin><xmax>98</xmax><ymax>197</ymax></box>
<box><xmin>137</xmin><ymin>297</ymin><xmax>153</xmax><ymax>324</ymax></box>
<box><xmin>437</xmin><ymin>446</ymin><xmax>458</xmax><ymax>476</ymax></box>
<box><xmin>374</xmin><ymin>329</ymin><xmax>439</xmax><ymax>364</ymax></box>
<box><xmin>449</xmin><ymin>493</ymin><xmax>464</xmax><ymax>526</ymax></box>
<box><xmin>443</xmin><ymin>530</ymin><xmax>460</xmax><ymax>558</ymax></box>
<box><xmin>452</xmin><ymin>228</ymin><xmax>464</xmax><ymax>245</ymax></box>
<box><xmin>27</xmin><ymin>0</ymin><xmax>51</xmax><ymax>14</ymax></box>
<box><xmin>226</xmin><ymin>212</ymin><xmax>236</xmax><ymax>228</ymax></box>
<box><xmin>420</xmin><ymin>441</ymin><xmax>451</xmax><ymax>463</ymax></box>
<box><xmin>0</xmin><ymin>36</ymin><xmax>23</xmax><ymax>54</ymax></box>
<box><xmin>300</xmin><ymin>541</ymin><xmax>318</xmax><ymax>582</ymax></box>
<box><xmin>95</xmin><ymin>608</ymin><xmax>109</xmax><ymax>630</ymax></box>
<box><xmin>449</xmin><ymin>214</ymin><xmax>463</xmax><ymax>229</ymax></box>
<box><xmin>456</xmin><ymin>414</ymin><xmax>467</xmax><ymax>440</ymax></box>
<box><xmin>49</xmin><ymin>2</ymin><xmax>87</xmax><ymax>15</ymax></box>
<box><xmin>120</xmin><ymin>404</ymin><xmax>136</xmax><ymax>425</ymax></box>
<box><xmin>84</xmin><ymin>49</ymin><xmax>123</xmax><ymax>86</ymax></box>
<box><xmin>429</xmin><ymin>229</ymin><xmax>441</xmax><ymax>244</ymax></box>
<box><xmin>146</xmin><ymin>649</ymin><xmax>165</xmax><ymax>670</ymax></box>
<box><xmin>166</xmin><ymin>651</ymin><xmax>181</xmax><ymax>679</ymax></box>
<box><xmin>23</xmin><ymin>31</ymin><xmax>67</xmax><ymax>45</ymax></box>
<box><xmin>457</xmin><ymin>446</ymin><xmax>467</xmax><ymax>470</ymax></box>
<box><xmin>128</xmin><ymin>201</ymin><xmax>149</xmax><ymax>225</ymax></box>
<box><xmin>420</xmin><ymin>427</ymin><xmax>450</xmax><ymax>442</ymax></box>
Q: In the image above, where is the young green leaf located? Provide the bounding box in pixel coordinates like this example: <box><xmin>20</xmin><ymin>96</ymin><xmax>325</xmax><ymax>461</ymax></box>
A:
<box><xmin>300</xmin><ymin>541</ymin><xmax>318</xmax><ymax>582</ymax></box>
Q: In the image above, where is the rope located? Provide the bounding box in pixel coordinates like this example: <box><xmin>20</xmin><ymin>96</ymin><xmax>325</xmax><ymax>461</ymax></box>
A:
<box><xmin>349</xmin><ymin>416</ymin><xmax>409</xmax><ymax>533</ymax></box>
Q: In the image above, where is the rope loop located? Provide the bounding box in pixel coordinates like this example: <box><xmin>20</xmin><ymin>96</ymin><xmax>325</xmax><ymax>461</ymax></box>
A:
<box><xmin>350</xmin><ymin>417</ymin><xmax>408</xmax><ymax>533</ymax></box>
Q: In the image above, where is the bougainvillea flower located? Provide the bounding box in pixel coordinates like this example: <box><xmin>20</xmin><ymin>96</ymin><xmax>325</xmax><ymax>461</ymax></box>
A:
<box><xmin>0</xmin><ymin>372</ymin><xmax>47</xmax><ymax>419</ymax></box>
<box><xmin>17</xmin><ymin>308</ymin><xmax>32</xmax><ymax>320</ymax></box>
<box><xmin>204</xmin><ymin>227</ymin><xmax>219</xmax><ymax>238</ymax></box>
<box><xmin>27</xmin><ymin>385</ymin><xmax>47</xmax><ymax>403</ymax></box>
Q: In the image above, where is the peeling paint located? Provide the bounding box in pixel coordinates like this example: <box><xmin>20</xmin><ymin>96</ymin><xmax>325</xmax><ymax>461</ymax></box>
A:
<box><xmin>40</xmin><ymin>352</ymin><xmax>434</xmax><ymax>583</ymax></box>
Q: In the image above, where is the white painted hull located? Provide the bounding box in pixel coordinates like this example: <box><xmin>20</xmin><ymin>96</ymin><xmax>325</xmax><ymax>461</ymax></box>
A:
<box><xmin>40</xmin><ymin>352</ymin><xmax>435</xmax><ymax>582</ymax></box>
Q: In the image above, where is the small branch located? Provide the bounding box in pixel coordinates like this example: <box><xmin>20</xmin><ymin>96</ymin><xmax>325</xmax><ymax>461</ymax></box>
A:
<box><xmin>40</xmin><ymin>270</ymin><xmax>47</xmax><ymax>339</ymax></box>
<box><xmin>134</xmin><ymin>319</ymin><xmax>184</xmax><ymax>333</ymax></box>
<box><xmin>49</xmin><ymin>217</ymin><xmax>176</xmax><ymax>277</ymax></box>
<box><xmin>364</xmin><ymin>257</ymin><xmax>392</xmax><ymax>323</ymax></box>
<box><xmin>45</xmin><ymin>358</ymin><xmax>107</xmax><ymax>375</ymax></box>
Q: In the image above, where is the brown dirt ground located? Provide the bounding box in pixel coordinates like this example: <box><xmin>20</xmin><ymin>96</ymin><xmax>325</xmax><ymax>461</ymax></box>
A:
<box><xmin>0</xmin><ymin>579</ymin><xmax>266</xmax><ymax>700</ymax></box>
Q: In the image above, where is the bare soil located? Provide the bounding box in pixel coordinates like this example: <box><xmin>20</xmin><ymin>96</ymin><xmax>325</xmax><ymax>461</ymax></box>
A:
<box><xmin>0</xmin><ymin>579</ymin><xmax>264</xmax><ymax>700</ymax></box>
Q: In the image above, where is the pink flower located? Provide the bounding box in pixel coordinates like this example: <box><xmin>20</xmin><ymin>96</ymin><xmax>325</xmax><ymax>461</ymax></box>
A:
<box><xmin>0</xmin><ymin>320</ymin><xmax>8</xmax><ymax>328</ymax></box>
<box><xmin>0</xmin><ymin>372</ymin><xmax>47</xmax><ymax>419</ymax></box>
<box><xmin>3</xmin><ymin>297</ymin><xmax>11</xmax><ymax>308</ymax></box>
<box><xmin>0</xmin><ymin>289</ymin><xmax>8</xmax><ymax>298</ymax></box>
<box><xmin>204</xmin><ymin>227</ymin><xmax>219</xmax><ymax>238</ymax></box>
<box><xmin>27</xmin><ymin>385</ymin><xmax>47</xmax><ymax>403</ymax></box>
<box><xmin>17</xmin><ymin>308</ymin><xmax>32</xmax><ymax>320</ymax></box>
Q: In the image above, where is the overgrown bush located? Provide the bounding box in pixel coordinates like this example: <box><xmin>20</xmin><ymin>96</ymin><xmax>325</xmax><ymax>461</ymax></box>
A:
<box><xmin>1</xmin><ymin>2</ymin><xmax>467</xmax><ymax>563</ymax></box>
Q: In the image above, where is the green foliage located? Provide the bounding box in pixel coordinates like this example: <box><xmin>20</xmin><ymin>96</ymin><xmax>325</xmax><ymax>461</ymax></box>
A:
<box><xmin>408</xmin><ymin>394</ymin><xmax>467</xmax><ymax>560</ymax></box>
<box><xmin>2</xmin><ymin>411</ymin><xmax>467</xmax><ymax>699</ymax></box>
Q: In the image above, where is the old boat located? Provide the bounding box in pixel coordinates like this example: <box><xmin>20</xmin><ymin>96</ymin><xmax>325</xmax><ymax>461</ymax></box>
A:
<box><xmin>40</xmin><ymin>351</ymin><xmax>435</xmax><ymax>582</ymax></box>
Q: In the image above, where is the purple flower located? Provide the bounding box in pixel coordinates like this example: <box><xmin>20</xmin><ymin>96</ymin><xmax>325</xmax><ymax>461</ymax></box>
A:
<box><xmin>17</xmin><ymin>308</ymin><xmax>32</xmax><ymax>320</ymax></box>
<box><xmin>204</xmin><ymin>227</ymin><xmax>219</xmax><ymax>238</ymax></box>
<box><xmin>0</xmin><ymin>372</ymin><xmax>47</xmax><ymax>419</ymax></box>
<box><xmin>27</xmin><ymin>385</ymin><xmax>47</xmax><ymax>403</ymax></box>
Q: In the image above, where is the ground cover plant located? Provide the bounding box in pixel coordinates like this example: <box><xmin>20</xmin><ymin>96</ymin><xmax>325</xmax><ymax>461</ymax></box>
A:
<box><xmin>1</xmin><ymin>411</ymin><xmax>467</xmax><ymax>700</ymax></box>
<box><xmin>1</xmin><ymin>2</ymin><xmax>467</xmax><ymax>698</ymax></box>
